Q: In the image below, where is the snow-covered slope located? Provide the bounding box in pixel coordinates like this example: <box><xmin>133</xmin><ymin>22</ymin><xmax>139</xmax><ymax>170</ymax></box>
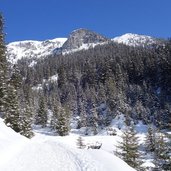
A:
<box><xmin>0</xmin><ymin>118</ymin><xmax>28</xmax><ymax>167</ymax></box>
<box><xmin>7</xmin><ymin>38</ymin><xmax>67</xmax><ymax>63</ymax></box>
<box><xmin>0</xmin><ymin>118</ymin><xmax>135</xmax><ymax>171</ymax></box>
<box><xmin>112</xmin><ymin>33</ymin><xmax>159</xmax><ymax>47</ymax></box>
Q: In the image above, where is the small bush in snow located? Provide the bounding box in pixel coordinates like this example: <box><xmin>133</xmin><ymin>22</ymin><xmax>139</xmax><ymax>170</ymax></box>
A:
<box><xmin>76</xmin><ymin>136</ymin><xmax>86</xmax><ymax>149</ymax></box>
<box><xmin>107</xmin><ymin>127</ymin><xmax>117</xmax><ymax>136</ymax></box>
<box><xmin>87</xmin><ymin>141</ymin><xmax>102</xmax><ymax>149</ymax></box>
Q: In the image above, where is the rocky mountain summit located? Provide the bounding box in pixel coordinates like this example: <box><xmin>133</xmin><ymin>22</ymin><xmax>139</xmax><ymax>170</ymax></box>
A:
<box><xmin>62</xmin><ymin>28</ymin><xmax>109</xmax><ymax>52</ymax></box>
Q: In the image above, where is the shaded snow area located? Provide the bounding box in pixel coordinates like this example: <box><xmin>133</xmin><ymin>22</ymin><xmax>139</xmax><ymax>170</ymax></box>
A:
<box><xmin>62</xmin><ymin>42</ymin><xmax>107</xmax><ymax>55</ymax></box>
<box><xmin>0</xmin><ymin>118</ymin><xmax>135</xmax><ymax>171</ymax></box>
<box><xmin>32</xmin><ymin>74</ymin><xmax>58</xmax><ymax>92</ymax></box>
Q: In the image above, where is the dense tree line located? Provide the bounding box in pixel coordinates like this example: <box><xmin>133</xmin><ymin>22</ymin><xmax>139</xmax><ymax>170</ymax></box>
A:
<box><xmin>17</xmin><ymin>38</ymin><xmax>171</xmax><ymax>133</ymax></box>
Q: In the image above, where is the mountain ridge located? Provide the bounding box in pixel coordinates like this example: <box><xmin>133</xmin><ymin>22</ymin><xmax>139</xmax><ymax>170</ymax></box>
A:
<box><xmin>7</xmin><ymin>28</ymin><xmax>162</xmax><ymax>64</ymax></box>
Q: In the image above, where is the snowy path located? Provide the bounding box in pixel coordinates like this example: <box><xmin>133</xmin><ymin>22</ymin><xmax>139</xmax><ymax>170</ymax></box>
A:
<box><xmin>0</xmin><ymin>121</ymin><xmax>135</xmax><ymax>171</ymax></box>
<box><xmin>0</xmin><ymin>132</ymin><xmax>104</xmax><ymax>171</ymax></box>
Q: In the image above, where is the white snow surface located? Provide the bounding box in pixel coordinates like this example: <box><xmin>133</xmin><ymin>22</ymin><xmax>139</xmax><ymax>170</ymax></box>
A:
<box><xmin>112</xmin><ymin>33</ymin><xmax>157</xmax><ymax>47</ymax></box>
<box><xmin>7</xmin><ymin>38</ymin><xmax>67</xmax><ymax>64</ymax></box>
<box><xmin>0</xmin><ymin>119</ymin><xmax>28</xmax><ymax>167</ymax></box>
<box><xmin>0</xmin><ymin>118</ymin><xmax>136</xmax><ymax>171</ymax></box>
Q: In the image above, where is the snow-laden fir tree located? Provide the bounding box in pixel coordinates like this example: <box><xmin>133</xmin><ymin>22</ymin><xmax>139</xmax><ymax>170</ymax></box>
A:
<box><xmin>153</xmin><ymin>132</ymin><xmax>171</xmax><ymax>171</ymax></box>
<box><xmin>116</xmin><ymin>125</ymin><xmax>142</xmax><ymax>170</ymax></box>
<box><xmin>35</xmin><ymin>95</ymin><xmax>47</xmax><ymax>127</ymax></box>
<box><xmin>51</xmin><ymin>97</ymin><xmax>60</xmax><ymax>130</ymax></box>
<box><xmin>4</xmin><ymin>83</ymin><xmax>21</xmax><ymax>132</ymax></box>
<box><xmin>145</xmin><ymin>125</ymin><xmax>156</xmax><ymax>152</ymax></box>
<box><xmin>77</xmin><ymin>92</ymin><xmax>87</xmax><ymax>130</ymax></box>
<box><xmin>76</xmin><ymin>136</ymin><xmax>85</xmax><ymax>149</ymax></box>
<box><xmin>91</xmin><ymin>105</ymin><xmax>98</xmax><ymax>135</ymax></box>
<box><xmin>56</xmin><ymin>105</ymin><xmax>70</xmax><ymax>136</ymax></box>
<box><xmin>19</xmin><ymin>97</ymin><xmax>34</xmax><ymax>138</ymax></box>
<box><xmin>0</xmin><ymin>13</ymin><xmax>8</xmax><ymax>117</ymax></box>
<box><xmin>4</xmin><ymin>65</ymin><xmax>23</xmax><ymax>133</ymax></box>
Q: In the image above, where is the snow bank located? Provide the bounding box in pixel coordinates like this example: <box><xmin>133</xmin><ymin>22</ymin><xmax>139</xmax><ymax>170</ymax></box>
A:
<box><xmin>89</xmin><ymin>150</ymin><xmax>136</xmax><ymax>171</ymax></box>
<box><xmin>0</xmin><ymin>118</ymin><xmax>136</xmax><ymax>171</ymax></box>
<box><xmin>0</xmin><ymin>118</ymin><xmax>28</xmax><ymax>167</ymax></box>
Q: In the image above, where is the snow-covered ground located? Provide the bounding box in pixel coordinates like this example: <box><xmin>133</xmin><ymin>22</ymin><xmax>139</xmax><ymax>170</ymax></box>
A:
<box><xmin>7</xmin><ymin>38</ymin><xmax>67</xmax><ymax>64</ymax></box>
<box><xmin>0</xmin><ymin>118</ymin><xmax>136</xmax><ymax>171</ymax></box>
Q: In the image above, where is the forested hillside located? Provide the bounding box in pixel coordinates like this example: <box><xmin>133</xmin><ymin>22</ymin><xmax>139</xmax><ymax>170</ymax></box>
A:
<box><xmin>16</xmin><ymin>39</ymin><xmax>171</xmax><ymax>134</ymax></box>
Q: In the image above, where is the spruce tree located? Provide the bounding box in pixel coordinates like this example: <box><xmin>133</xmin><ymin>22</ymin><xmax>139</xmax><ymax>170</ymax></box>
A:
<box><xmin>0</xmin><ymin>13</ymin><xmax>8</xmax><ymax>117</ymax></box>
<box><xmin>4</xmin><ymin>83</ymin><xmax>21</xmax><ymax>132</ymax></box>
<box><xmin>116</xmin><ymin>126</ymin><xmax>141</xmax><ymax>169</ymax></box>
<box><xmin>35</xmin><ymin>96</ymin><xmax>47</xmax><ymax>127</ymax></box>
<box><xmin>20</xmin><ymin>99</ymin><xmax>34</xmax><ymax>138</ymax></box>
<box><xmin>145</xmin><ymin>125</ymin><xmax>156</xmax><ymax>152</ymax></box>
<box><xmin>51</xmin><ymin>98</ymin><xmax>60</xmax><ymax>129</ymax></box>
<box><xmin>56</xmin><ymin>106</ymin><xmax>70</xmax><ymax>136</ymax></box>
<box><xmin>154</xmin><ymin>133</ymin><xmax>171</xmax><ymax>170</ymax></box>
<box><xmin>10</xmin><ymin>65</ymin><xmax>22</xmax><ymax>90</ymax></box>
<box><xmin>78</xmin><ymin>92</ymin><xmax>87</xmax><ymax>129</ymax></box>
<box><xmin>91</xmin><ymin>105</ymin><xmax>98</xmax><ymax>135</ymax></box>
<box><xmin>76</xmin><ymin>136</ymin><xmax>85</xmax><ymax>149</ymax></box>
<box><xmin>4</xmin><ymin>64</ymin><xmax>23</xmax><ymax>133</ymax></box>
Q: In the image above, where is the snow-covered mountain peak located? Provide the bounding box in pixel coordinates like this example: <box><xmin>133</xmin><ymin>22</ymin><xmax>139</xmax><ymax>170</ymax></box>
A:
<box><xmin>112</xmin><ymin>33</ymin><xmax>158</xmax><ymax>47</ymax></box>
<box><xmin>7</xmin><ymin>38</ymin><xmax>67</xmax><ymax>64</ymax></box>
<box><xmin>71</xmin><ymin>28</ymin><xmax>88</xmax><ymax>33</ymax></box>
<box><xmin>7</xmin><ymin>29</ymin><xmax>163</xmax><ymax>65</ymax></box>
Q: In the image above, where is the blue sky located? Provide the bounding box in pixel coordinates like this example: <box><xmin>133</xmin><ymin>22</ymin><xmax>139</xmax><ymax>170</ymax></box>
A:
<box><xmin>1</xmin><ymin>0</ymin><xmax>171</xmax><ymax>42</ymax></box>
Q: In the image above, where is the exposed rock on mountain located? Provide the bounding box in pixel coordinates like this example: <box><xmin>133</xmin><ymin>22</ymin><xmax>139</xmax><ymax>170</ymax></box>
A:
<box><xmin>62</xmin><ymin>28</ymin><xmax>109</xmax><ymax>53</ymax></box>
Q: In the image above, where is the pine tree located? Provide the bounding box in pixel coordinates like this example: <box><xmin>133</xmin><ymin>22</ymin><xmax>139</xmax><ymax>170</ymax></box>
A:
<box><xmin>20</xmin><ymin>99</ymin><xmax>34</xmax><ymax>138</ymax></box>
<box><xmin>78</xmin><ymin>92</ymin><xmax>88</xmax><ymax>130</ymax></box>
<box><xmin>3</xmin><ymin>54</ymin><xmax>32</xmax><ymax>137</ymax></box>
<box><xmin>0</xmin><ymin>13</ymin><xmax>8</xmax><ymax>117</ymax></box>
<box><xmin>51</xmin><ymin>98</ymin><xmax>60</xmax><ymax>129</ymax></box>
<box><xmin>4</xmin><ymin>63</ymin><xmax>23</xmax><ymax>133</ymax></box>
<box><xmin>56</xmin><ymin>106</ymin><xmax>70</xmax><ymax>136</ymax></box>
<box><xmin>154</xmin><ymin>133</ymin><xmax>171</xmax><ymax>170</ymax></box>
<box><xmin>116</xmin><ymin>126</ymin><xmax>141</xmax><ymax>169</ymax></box>
<box><xmin>4</xmin><ymin>83</ymin><xmax>21</xmax><ymax>132</ymax></box>
<box><xmin>91</xmin><ymin>105</ymin><xmax>98</xmax><ymax>135</ymax></box>
<box><xmin>10</xmin><ymin>65</ymin><xmax>22</xmax><ymax>90</ymax></box>
<box><xmin>35</xmin><ymin>96</ymin><xmax>47</xmax><ymax>127</ymax></box>
<box><xmin>145</xmin><ymin>125</ymin><xmax>156</xmax><ymax>152</ymax></box>
<box><xmin>76</xmin><ymin>136</ymin><xmax>85</xmax><ymax>149</ymax></box>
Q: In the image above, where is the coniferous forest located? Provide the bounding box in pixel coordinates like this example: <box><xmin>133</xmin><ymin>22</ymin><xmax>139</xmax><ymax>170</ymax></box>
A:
<box><xmin>17</xmin><ymin>37</ymin><xmax>171</xmax><ymax>131</ymax></box>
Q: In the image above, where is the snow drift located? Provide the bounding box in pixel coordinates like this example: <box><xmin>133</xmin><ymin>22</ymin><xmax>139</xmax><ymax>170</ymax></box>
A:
<box><xmin>0</xmin><ymin>118</ymin><xmax>136</xmax><ymax>171</ymax></box>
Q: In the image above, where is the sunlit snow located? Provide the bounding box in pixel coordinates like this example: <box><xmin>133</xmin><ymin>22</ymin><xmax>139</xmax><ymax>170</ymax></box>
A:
<box><xmin>0</xmin><ymin>118</ymin><xmax>136</xmax><ymax>171</ymax></box>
